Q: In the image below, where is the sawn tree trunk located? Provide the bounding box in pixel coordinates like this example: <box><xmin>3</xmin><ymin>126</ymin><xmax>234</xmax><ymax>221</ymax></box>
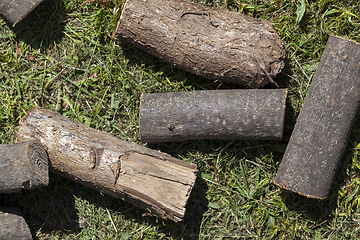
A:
<box><xmin>16</xmin><ymin>107</ymin><xmax>197</xmax><ymax>222</ymax></box>
<box><xmin>140</xmin><ymin>89</ymin><xmax>287</xmax><ymax>143</ymax></box>
<box><xmin>114</xmin><ymin>0</ymin><xmax>285</xmax><ymax>88</ymax></box>
<box><xmin>275</xmin><ymin>36</ymin><xmax>360</xmax><ymax>199</ymax></box>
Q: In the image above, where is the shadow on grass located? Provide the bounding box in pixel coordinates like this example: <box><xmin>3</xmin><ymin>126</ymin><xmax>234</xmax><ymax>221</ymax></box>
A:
<box><xmin>0</xmin><ymin>171</ymin><xmax>208</xmax><ymax>239</ymax></box>
<box><xmin>10</xmin><ymin>0</ymin><xmax>66</xmax><ymax>51</ymax></box>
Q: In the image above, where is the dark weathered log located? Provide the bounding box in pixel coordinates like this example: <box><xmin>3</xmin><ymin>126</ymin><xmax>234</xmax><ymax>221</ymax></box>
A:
<box><xmin>0</xmin><ymin>0</ymin><xmax>44</xmax><ymax>26</ymax></box>
<box><xmin>16</xmin><ymin>107</ymin><xmax>197</xmax><ymax>222</ymax></box>
<box><xmin>274</xmin><ymin>36</ymin><xmax>360</xmax><ymax>199</ymax></box>
<box><xmin>140</xmin><ymin>89</ymin><xmax>287</xmax><ymax>143</ymax></box>
<box><xmin>114</xmin><ymin>0</ymin><xmax>285</xmax><ymax>88</ymax></box>
<box><xmin>0</xmin><ymin>141</ymin><xmax>49</xmax><ymax>194</ymax></box>
<box><xmin>0</xmin><ymin>207</ymin><xmax>33</xmax><ymax>240</ymax></box>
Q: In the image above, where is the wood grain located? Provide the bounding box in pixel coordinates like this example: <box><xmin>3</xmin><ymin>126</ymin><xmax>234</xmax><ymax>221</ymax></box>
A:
<box><xmin>16</xmin><ymin>107</ymin><xmax>197</xmax><ymax>221</ymax></box>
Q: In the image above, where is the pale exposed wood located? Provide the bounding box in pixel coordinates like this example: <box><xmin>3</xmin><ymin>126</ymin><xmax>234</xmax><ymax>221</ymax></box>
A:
<box><xmin>275</xmin><ymin>36</ymin><xmax>360</xmax><ymax>199</ymax></box>
<box><xmin>114</xmin><ymin>0</ymin><xmax>285</xmax><ymax>88</ymax></box>
<box><xmin>0</xmin><ymin>0</ymin><xmax>44</xmax><ymax>26</ymax></box>
<box><xmin>140</xmin><ymin>89</ymin><xmax>287</xmax><ymax>143</ymax></box>
<box><xmin>0</xmin><ymin>141</ymin><xmax>49</xmax><ymax>194</ymax></box>
<box><xmin>0</xmin><ymin>207</ymin><xmax>33</xmax><ymax>240</ymax></box>
<box><xmin>16</xmin><ymin>107</ymin><xmax>197</xmax><ymax>222</ymax></box>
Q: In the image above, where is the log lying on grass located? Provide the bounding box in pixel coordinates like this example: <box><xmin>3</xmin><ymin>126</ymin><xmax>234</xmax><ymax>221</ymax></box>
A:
<box><xmin>140</xmin><ymin>89</ymin><xmax>287</xmax><ymax>143</ymax></box>
<box><xmin>275</xmin><ymin>36</ymin><xmax>360</xmax><ymax>199</ymax></box>
<box><xmin>0</xmin><ymin>207</ymin><xmax>32</xmax><ymax>240</ymax></box>
<box><xmin>0</xmin><ymin>0</ymin><xmax>44</xmax><ymax>26</ymax></box>
<box><xmin>114</xmin><ymin>0</ymin><xmax>285</xmax><ymax>88</ymax></box>
<box><xmin>16</xmin><ymin>107</ymin><xmax>197</xmax><ymax>222</ymax></box>
<box><xmin>0</xmin><ymin>141</ymin><xmax>49</xmax><ymax>193</ymax></box>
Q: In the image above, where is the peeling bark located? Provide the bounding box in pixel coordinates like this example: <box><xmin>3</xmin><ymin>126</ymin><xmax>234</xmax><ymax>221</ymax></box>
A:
<box><xmin>16</xmin><ymin>107</ymin><xmax>197</xmax><ymax>222</ymax></box>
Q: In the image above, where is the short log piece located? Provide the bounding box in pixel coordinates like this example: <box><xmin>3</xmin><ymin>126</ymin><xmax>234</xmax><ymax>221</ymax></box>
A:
<box><xmin>0</xmin><ymin>141</ymin><xmax>49</xmax><ymax>194</ymax></box>
<box><xmin>0</xmin><ymin>0</ymin><xmax>44</xmax><ymax>26</ymax></box>
<box><xmin>0</xmin><ymin>207</ymin><xmax>32</xmax><ymax>240</ymax></box>
<box><xmin>274</xmin><ymin>36</ymin><xmax>360</xmax><ymax>199</ymax></box>
<box><xmin>114</xmin><ymin>0</ymin><xmax>285</xmax><ymax>88</ymax></box>
<box><xmin>140</xmin><ymin>89</ymin><xmax>287</xmax><ymax>143</ymax></box>
<box><xmin>16</xmin><ymin>107</ymin><xmax>198</xmax><ymax>222</ymax></box>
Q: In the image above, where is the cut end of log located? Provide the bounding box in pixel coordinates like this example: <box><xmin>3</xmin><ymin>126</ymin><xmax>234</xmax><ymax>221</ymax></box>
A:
<box><xmin>273</xmin><ymin>181</ymin><xmax>327</xmax><ymax>200</ymax></box>
<box><xmin>0</xmin><ymin>140</ymin><xmax>49</xmax><ymax>193</ymax></box>
<box><xmin>0</xmin><ymin>207</ymin><xmax>33</xmax><ymax>240</ymax></box>
<box><xmin>0</xmin><ymin>0</ymin><xmax>44</xmax><ymax>26</ymax></box>
<box><xmin>25</xmin><ymin>140</ymin><xmax>50</xmax><ymax>188</ymax></box>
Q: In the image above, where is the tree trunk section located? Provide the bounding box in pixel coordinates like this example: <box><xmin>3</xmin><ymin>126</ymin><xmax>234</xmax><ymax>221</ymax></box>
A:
<box><xmin>16</xmin><ymin>107</ymin><xmax>197</xmax><ymax>222</ymax></box>
<box><xmin>0</xmin><ymin>207</ymin><xmax>33</xmax><ymax>240</ymax></box>
<box><xmin>0</xmin><ymin>141</ymin><xmax>49</xmax><ymax>194</ymax></box>
<box><xmin>140</xmin><ymin>89</ymin><xmax>287</xmax><ymax>143</ymax></box>
<box><xmin>114</xmin><ymin>0</ymin><xmax>285</xmax><ymax>88</ymax></box>
<box><xmin>0</xmin><ymin>0</ymin><xmax>44</xmax><ymax>26</ymax></box>
<box><xmin>274</xmin><ymin>36</ymin><xmax>360</xmax><ymax>199</ymax></box>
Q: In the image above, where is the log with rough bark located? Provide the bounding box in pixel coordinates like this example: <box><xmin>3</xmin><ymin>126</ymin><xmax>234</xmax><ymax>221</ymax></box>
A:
<box><xmin>0</xmin><ymin>141</ymin><xmax>49</xmax><ymax>194</ymax></box>
<box><xmin>114</xmin><ymin>0</ymin><xmax>285</xmax><ymax>88</ymax></box>
<box><xmin>140</xmin><ymin>89</ymin><xmax>287</xmax><ymax>143</ymax></box>
<box><xmin>0</xmin><ymin>207</ymin><xmax>33</xmax><ymax>239</ymax></box>
<box><xmin>0</xmin><ymin>0</ymin><xmax>44</xmax><ymax>26</ymax></box>
<box><xmin>274</xmin><ymin>36</ymin><xmax>360</xmax><ymax>199</ymax></box>
<box><xmin>16</xmin><ymin>107</ymin><xmax>197</xmax><ymax>222</ymax></box>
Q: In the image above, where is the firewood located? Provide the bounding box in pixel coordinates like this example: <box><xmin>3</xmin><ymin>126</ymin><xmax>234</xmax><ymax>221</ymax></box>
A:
<box><xmin>113</xmin><ymin>0</ymin><xmax>285</xmax><ymax>88</ymax></box>
<box><xmin>0</xmin><ymin>0</ymin><xmax>44</xmax><ymax>26</ymax></box>
<box><xmin>0</xmin><ymin>207</ymin><xmax>33</xmax><ymax>240</ymax></box>
<box><xmin>274</xmin><ymin>36</ymin><xmax>360</xmax><ymax>199</ymax></box>
<box><xmin>0</xmin><ymin>141</ymin><xmax>49</xmax><ymax>193</ymax></box>
<box><xmin>140</xmin><ymin>89</ymin><xmax>287</xmax><ymax>143</ymax></box>
<box><xmin>16</xmin><ymin>107</ymin><xmax>197</xmax><ymax>222</ymax></box>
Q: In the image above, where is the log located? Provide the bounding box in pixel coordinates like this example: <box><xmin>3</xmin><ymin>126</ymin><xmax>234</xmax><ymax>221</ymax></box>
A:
<box><xmin>0</xmin><ymin>207</ymin><xmax>32</xmax><ymax>240</ymax></box>
<box><xmin>140</xmin><ymin>89</ymin><xmax>287</xmax><ymax>143</ymax></box>
<box><xmin>113</xmin><ymin>0</ymin><xmax>285</xmax><ymax>88</ymax></box>
<box><xmin>274</xmin><ymin>36</ymin><xmax>360</xmax><ymax>199</ymax></box>
<box><xmin>0</xmin><ymin>141</ymin><xmax>49</xmax><ymax>194</ymax></box>
<box><xmin>16</xmin><ymin>107</ymin><xmax>197</xmax><ymax>222</ymax></box>
<box><xmin>0</xmin><ymin>0</ymin><xmax>44</xmax><ymax>26</ymax></box>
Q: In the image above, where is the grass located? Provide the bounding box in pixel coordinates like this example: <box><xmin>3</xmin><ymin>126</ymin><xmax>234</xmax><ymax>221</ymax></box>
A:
<box><xmin>1</xmin><ymin>0</ymin><xmax>360</xmax><ymax>239</ymax></box>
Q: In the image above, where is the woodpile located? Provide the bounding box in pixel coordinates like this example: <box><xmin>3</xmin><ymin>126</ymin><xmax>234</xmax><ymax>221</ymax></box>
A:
<box><xmin>5</xmin><ymin>0</ymin><xmax>360</xmax><ymax>237</ymax></box>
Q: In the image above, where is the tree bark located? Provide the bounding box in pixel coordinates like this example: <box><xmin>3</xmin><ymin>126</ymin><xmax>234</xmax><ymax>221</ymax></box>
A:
<box><xmin>114</xmin><ymin>0</ymin><xmax>285</xmax><ymax>88</ymax></box>
<box><xmin>140</xmin><ymin>89</ymin><xmax>287</xmax><ymax>143</ymax></box>
<box><xmin>0</xmin><ymin>0</ymin><xmax>44</xmax><ymax>26</ymax></box>
<box><xmin>274</xmin><ymin>36</ymin><xmax>360</xmax><ymax>199</ymax></box>
<box><xmin>0</xmin><ymin>141</ymin><xmax>49</xmax><ymax>194</ymax></box>
<box><xmin>0</xmin><ymin>207</ymin><xmax>33</xmax><ymax>240</ymax></box>
<box><xmin>16</xmin><ymin>107</ymin><xmax>197</xmax><ymax>222</ymax></box>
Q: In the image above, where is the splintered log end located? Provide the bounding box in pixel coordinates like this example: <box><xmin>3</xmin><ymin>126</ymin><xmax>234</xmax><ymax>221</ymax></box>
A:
<box><xmin>114</xmin><ymin>0</ymin><xmax>285</xmax><ymax>88</ymax></box>
<box><xmin>16</xmin><ymin>106</ymin><xmax>197</xmax><ymax>222</ymax></box>
<box><xmin>275</xmin><ymin>36</ymin><xmax>360</xmax><ymax>199</ymax></box>
<box><xmin>0</xmin><ymin>0</ymin><xmax>44</xmax><ymax>26</ymax></box>
<box><xmin>0</xmin><ymin>207</ymin><xmax>33</xmax><ymax>240</ymax></box>
<box><xmin>0</xmin><ymin>140</ymin><xmax>49</xmax><ymax>193</ymax></box>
